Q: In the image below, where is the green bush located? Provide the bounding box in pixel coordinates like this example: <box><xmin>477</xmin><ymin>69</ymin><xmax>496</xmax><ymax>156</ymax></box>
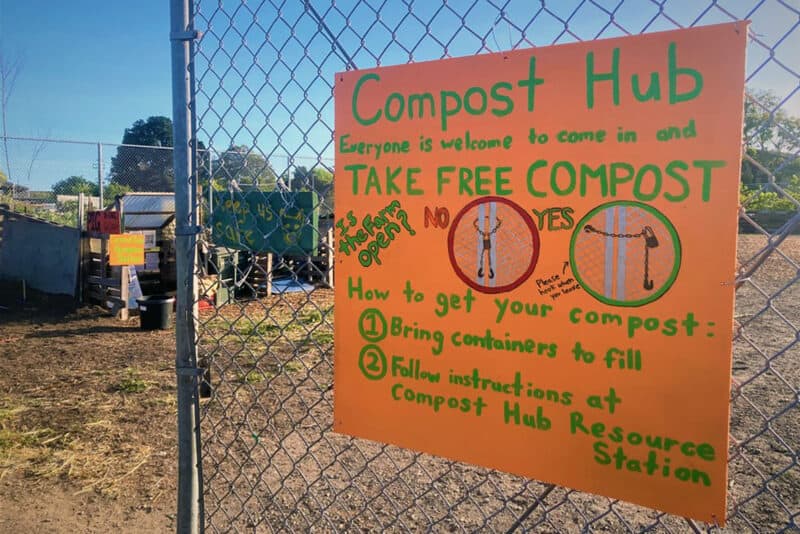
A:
<box><xmin>0</xmin><ymin>194</ymin><xmax>79</xmax><ymax>227</ymax></box>
<box><xmin>740</xmin><ymin>176</ymin><xmax>800</xmax><ymax>212</ymax></box>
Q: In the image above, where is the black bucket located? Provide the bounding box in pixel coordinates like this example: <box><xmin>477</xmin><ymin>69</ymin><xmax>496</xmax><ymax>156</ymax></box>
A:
<box><xmin>136</xmin><ymin>295</ymin><xmax>175</xmax><ymax>330</ymax></box>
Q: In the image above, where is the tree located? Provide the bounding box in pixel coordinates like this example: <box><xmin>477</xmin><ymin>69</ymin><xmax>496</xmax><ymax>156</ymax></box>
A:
<box><xmin>109</xmin><ymin>116</ymin><xmax>174</xmax><ymax>192</ymax></box>
<box><xmin>1</xmin><ymin>49</ymin><xmax>21</xmax><ymax>196</ymax></box>
<box><xmin>742</xmin><ymin>89</ymin><xmax>800</xmax><ymax>186</ymax></box>
<box><xmin>0</xmin><ymin>167</ymin><xmax>10</xmax><ymax>195</ymax></box>
<box><xmin>291</xmin><ymin>165</ymin><xmax>334</xmax><ymax>215</ymax></box>
<box><xmin>1</xmin><ymin>48</ymin><xmax>48</xmax><ymax>197</ymax></box>
<box><xmin>744</xmin><ymin>89</ymin><xmax>800</xmax><ymax>153</ymax></box>
<box><xmin>292</xmin><ymin>165</ymin><xmax>333</xmax><ymax>190</ymax></box>
<box><xmin>121</xmin><ymin>115</ymin><xmax>173</xmax><ymax>147</ymax></box>
<box><xmin>291</xmin><ymin>166</ymin><xmax>310</xmax><ymax>191</ymax></box>
<box><xmin>52</xmin><ymin>175</ymin><xmax>99</xmax><ymax>196</ymax></box>
<box><xmin>739</xmin><ymin>88</ymin><xmax>800</xmax><ymax>228</ymax></box>
<box><xmin>212</xmin><ymin>145</ymin><xmax>277</xmax><ymax>190</ymax></box>
<box><xmin>104</xmin><ymin>182</ymin><xmax>131</xmax><ymax>206</ymax></box>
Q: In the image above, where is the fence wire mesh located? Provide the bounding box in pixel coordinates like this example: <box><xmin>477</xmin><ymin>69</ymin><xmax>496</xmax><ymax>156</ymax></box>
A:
<box><xmin>189</xmin><ymin>1</ymin><xmax>799</xmax><ymax>532</ymax></box>
<box><xmin>0</xmin><ymin>135</ymin><xmax>184</xmax><ymax>226</ymax></box>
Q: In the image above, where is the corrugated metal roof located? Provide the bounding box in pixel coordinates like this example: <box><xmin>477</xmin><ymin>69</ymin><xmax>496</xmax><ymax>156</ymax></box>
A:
<box><xmin>122</xmin><ymin>193</ymin><xmax>174</xmax><ymax>213</ymax></box>
<box><xmin>125</xmin><ymin>213</ymin><xmax>174</xmax><ymax>229</ymax></box>
<box><xmin>121</xmin><ymin>193</ymin><xmax>175</xmax><ymax>229</ymax></box>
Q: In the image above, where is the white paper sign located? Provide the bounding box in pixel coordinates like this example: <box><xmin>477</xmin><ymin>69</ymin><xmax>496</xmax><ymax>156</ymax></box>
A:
<box><xmin>128</xmin><ymin>267</ymin><xmax>143</xmax><ymax>309</ymax></box>
<box><xmin>145</xmin><ymin>252</ymin><xmax>159</xmax><ymax>271</ymax></box>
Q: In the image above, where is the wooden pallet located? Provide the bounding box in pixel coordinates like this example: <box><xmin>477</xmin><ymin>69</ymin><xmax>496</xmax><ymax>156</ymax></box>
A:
<box><xmin>82</xmin><ymin>231</ymin><xmax>132</xmax><ymax>320</ymax></box>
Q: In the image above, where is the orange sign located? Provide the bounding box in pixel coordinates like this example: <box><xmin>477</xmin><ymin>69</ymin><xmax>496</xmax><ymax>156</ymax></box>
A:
<box><xmin>333</xmin><ymin>22</ymin><xmax>747</xmax><ymax>524</ymax></box>
<box><xmin>109</xmin><ymin>234</ymin><xmax>145</xmax><ymax>266</ymax></box>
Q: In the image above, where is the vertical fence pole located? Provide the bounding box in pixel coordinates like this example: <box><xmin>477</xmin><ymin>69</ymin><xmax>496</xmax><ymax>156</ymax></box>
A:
<box><xmin>77</xmin><ymin>192</ymin><xmax>85</xmax><ymax>304</ymax></box>
<box><xmin>170</xmin><ymin>0</ymin><xmax>201</xmax><ymax>532</ymax></box>
<box><xmin>97</xmin><ymin>143</ymin><xmax>104</xmax><ymax>208</ymax></box>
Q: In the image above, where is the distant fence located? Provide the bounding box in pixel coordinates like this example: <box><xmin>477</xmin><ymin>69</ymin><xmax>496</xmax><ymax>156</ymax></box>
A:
<box><xmin>0</xmin><ymin>135</ymin><xmax>333</xmax><ymax>210</ymax></box>
<box><xmin>0</xmin><ymin>135</ymin><xmax>176</xmax><ymax>205</ymax></box>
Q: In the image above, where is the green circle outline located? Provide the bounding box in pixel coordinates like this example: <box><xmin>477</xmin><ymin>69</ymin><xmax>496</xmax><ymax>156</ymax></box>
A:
<box><xmin>358</xmin><ymin>308</ymin><xmax>387</xmax><ymax>342</ymax></box>
<box><xmin>358</xmin><ymin>344</ymin><xmax>387</xmax><ymax>381</ymax></box>
<box><xmin>569</xmin><ymin>201</ymin><xmax>681</xmax><ymax>307</ymax></box>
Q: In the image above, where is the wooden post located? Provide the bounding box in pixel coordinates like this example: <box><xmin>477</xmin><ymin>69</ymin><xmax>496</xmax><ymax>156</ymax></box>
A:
<box><xmin>265</xmin><ymin>253</ymin><xmax>273</xmax><ymax>296</ymax></box>
<box><xmin>120</xmin><ymin>265</ymin><xmax>130</xmax><ymax>321</ymax></box>
<box><xmin>326</xmin><ymin>227</ymin><xmax>334</xmax><ymax>289</ymax></box>
<box><xmin>100</xmin><ymin>236</ymin><xmax>108</xmax><ymax>293</ymax></box>
<box><xmin>115</xmin><ymin>196</ymin><xmax>124</xmax><ymax>232</ymax></box>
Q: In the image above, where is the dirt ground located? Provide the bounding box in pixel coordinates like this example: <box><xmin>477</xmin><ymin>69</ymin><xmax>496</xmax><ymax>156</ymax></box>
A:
<box><xmin>0</xmin><ymin>292</ymin><xmax>177</xmax><ymax>532</ymax></box>
<box><xmin>0</xmin><ymin>233</ymin><xmax>798</xmax><ymax>533</ymax></box>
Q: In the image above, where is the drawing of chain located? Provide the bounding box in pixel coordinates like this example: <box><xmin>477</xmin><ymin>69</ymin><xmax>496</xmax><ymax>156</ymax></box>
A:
<box><xmin>583</xmin><ymin>225</ymin><xmax>644</xmax><ymax>239</ymax></box>
<box><xmin>474</xmin><ymin>217</ymin><xmax>502</xmax><ymax>279</ymax></box>
<box><xmin>583</xmin><ymin>224</ymin><xmax>658</xmax><ymax>290</ymax></box>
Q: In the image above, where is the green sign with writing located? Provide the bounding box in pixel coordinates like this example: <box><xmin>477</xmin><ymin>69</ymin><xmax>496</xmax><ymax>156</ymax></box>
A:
<box><xmin>210</xmin><ymin>191</ymin><xmax>319</xmax><ymax>255</ymax></box>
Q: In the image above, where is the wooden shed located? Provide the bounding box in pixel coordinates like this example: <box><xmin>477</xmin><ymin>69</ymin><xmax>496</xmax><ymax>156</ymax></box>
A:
<box><xmin>116</xmin><ymin>193</ymin><xmax>177</xmax><ymax>292</ymax></box>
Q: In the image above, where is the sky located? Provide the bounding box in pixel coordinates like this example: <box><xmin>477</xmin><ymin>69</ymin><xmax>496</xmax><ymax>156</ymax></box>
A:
<box><xmin>0</xmin><ymin>0</ymin><xmax>798</xmax><ymax>191</ymax></box>
<box><xmin>0</xmin><ymin>0</ymin><xmax>171</xmax><ymax>189</ymax></box>
<box><xmin>0</xmin><ymin>0</ymin><xmax>171</xmax><ymax>143</ymax></box>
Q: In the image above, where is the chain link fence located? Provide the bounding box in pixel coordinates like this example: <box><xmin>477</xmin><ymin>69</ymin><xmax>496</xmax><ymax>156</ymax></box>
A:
<box><xmin>0</xmin><ymin>135</ymin><xmax>179</xmax><ymax>226</ymax></box>
<box><xmin>186</xmin><ymin>1</ymin><xmax>799</xmax><ymax>532</ymax></box>
<box><xmin>0</xmin><ymin>136</ymin><xmax>97</xmax><ymax>227</ymax></box>
<box><xmin>0</xmin><ymin>135</ymin><xmax>331</xmax><ymax>228</ymax></box>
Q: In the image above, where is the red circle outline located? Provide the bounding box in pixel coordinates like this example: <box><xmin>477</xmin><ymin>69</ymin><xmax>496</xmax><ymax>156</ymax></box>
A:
<box><xmin>447</xmin><ymin>196</ymin><xmax>540</xmax><ymax>294</ymax></box>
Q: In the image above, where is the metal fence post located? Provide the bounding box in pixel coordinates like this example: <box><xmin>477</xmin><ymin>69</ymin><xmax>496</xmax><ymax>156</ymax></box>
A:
<box><xmin>77</xmin><ymin>192</ymin><xmax>84</xmax><ymax>303</ymax></box>
<box><xmin>97</xmin><ymin>143</ymin><xmax>104</xmax><ymax>207</ymax></box>
<box><xmin>170</xmin><ymin>0</ymin><xmax>201</xmax><ymax>532</ymax></box>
